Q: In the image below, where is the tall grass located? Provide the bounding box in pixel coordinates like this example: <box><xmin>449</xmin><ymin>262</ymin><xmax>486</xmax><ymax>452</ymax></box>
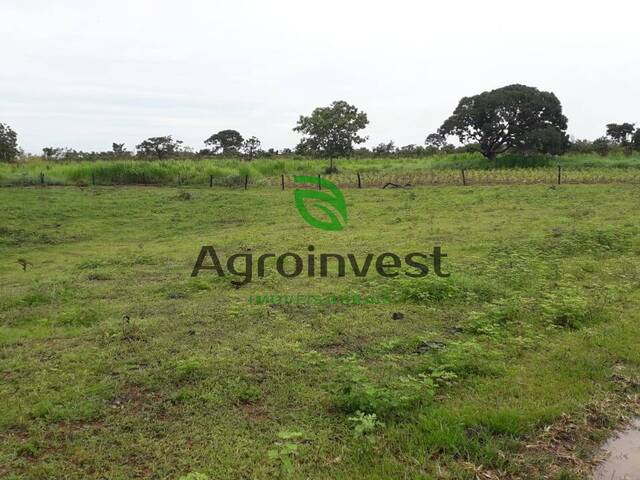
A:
<box><xmin>1</xmin><ymin>153</ymin><xmax>639</xmax><ymax>186</ymax></box>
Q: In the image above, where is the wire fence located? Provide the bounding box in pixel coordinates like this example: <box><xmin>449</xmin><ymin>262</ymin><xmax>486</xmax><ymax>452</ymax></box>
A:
<box><xmin>5</xmin><ymin>167</ymin><xmax>640</xmax><ymax>188</ymax></box>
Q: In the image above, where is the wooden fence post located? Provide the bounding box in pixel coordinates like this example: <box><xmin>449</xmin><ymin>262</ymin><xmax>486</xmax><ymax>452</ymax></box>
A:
<box><xmin>357</xmin><ymin>172</ymin><xmax>362</xmax><ymax>188</ymax></box>
<box><xmin>244</xmin><ymin>175</ymin><xmax>249</xmax><ymax>190</ymax></box>
<box><xmin>318</xmin><ymin>174</ymin><xmax>321</xmax><ymax>190</ymax></box>
<box><xmin>281</xmin><ymin>174</ymin><xmax>285</xmax><ymax>190</ymax></box>
<box><xmin>209</xmin><ymin>174</ymin><xmax>213</xmax><ymax>188</ymax></box>
<box><xmin>461</xmin><ymin>169</ymin><xmax>466</xmax><ymax>186</ymax></box>
<box><xmin>557</xmin><ymin>166</ymin><xmax>561</xmax><ymax>185</ymax></box>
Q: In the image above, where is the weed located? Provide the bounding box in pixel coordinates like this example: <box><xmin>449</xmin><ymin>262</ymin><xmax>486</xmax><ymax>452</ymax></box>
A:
<box><xmin>170</xmin><ymin>356</ymin><xmax>208</xmax><ymax>382</ymax></box>
<box><xmin>335</xmin><ymin>362</ymin><xmax>436</xmax><ymax>417</ymax></box>
<box><xmin>267</xmin><ymin>430</ymin><xmax>304</xmax><ymax>474</ymax></box>
<box><xmin>541</xmin><ymin>286</ymin><xmax>592</xmax><ymax>329</ymax></box>
<box><xmin>348</xmin><ymin>411</ymin><xmax>385</xmax><ymax>438</ymax></box>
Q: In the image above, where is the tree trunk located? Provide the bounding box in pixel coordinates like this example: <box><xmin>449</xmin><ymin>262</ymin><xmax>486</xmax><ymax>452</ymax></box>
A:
<box><xmin>484</xmin><ymin>149</ymin><xmax>496</xmax><ymax>160</ymax></box>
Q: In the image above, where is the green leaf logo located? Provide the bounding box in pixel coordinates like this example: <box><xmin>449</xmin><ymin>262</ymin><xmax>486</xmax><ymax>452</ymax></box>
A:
<box><xmin>293</xmin><ymin>176</ymin><xmax>348</xmax><ymax>231</ymax></box>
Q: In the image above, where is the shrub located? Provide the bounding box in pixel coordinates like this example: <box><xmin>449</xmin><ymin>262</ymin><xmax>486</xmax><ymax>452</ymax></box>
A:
<box><xmin>592</xmin><ymin>137</ymin><xmax>610</xmax><ymax>157</ymax></box>
<box><xmin>335</xmin><ymin>363</ymin><xmax>436</xmax><ymax>418</ymax></box>
<box><xmin>390</xmin><ymin>275</ymin><xmax>498</xmax><ymax>304</ymax></box>
<box><xmin>541</xmin><ymin>286</ymin><xmax>591</xmax><ymax>329</ymax></box>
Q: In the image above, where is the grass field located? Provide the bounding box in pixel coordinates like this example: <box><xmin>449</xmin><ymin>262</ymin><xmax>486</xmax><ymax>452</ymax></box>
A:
<box><xmin>2</xmin><ymin>184</ymin><xmax>640</xmax><ymax>479</ymax></box>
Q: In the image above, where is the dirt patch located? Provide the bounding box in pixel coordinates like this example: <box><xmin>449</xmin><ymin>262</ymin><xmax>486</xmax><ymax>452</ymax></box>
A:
<box><xmin>240</xmin><ymin>403</ymin><xmax>268</xmax><ymax>422</ymax></box>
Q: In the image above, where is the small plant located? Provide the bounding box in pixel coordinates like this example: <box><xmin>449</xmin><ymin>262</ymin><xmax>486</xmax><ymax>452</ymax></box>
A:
<box><xmin>17</xmin><ymin>258</ymin><xmax>32</xmax><ymax>271</ymax></box>
<box><xmin>348</xmin><ymin>411</ymin><xmax>385</xmax><ymax>438</ymax></box>
<box><xmin>541</xmin><ymin>286</ymin><xmax>591</xmax><ymax>329</ymax></box>
<box><xmin>234</xmin><ymin>382</ymin><xmax>262</xmax><ymax>405</ymax></box>
<box><xmin>122</xmin><ymin>314</ymin><xmax>131</xmax><ymax>337</ymax></box>
<box><xmin>176</xmin><ymin>190</ymin><xmax>193</xmax><ymax>200</ymax></box>
<box><xmin>178</xmin><ymin>473</ymin><xmax>209</xmax><ymax>480</ymax></box>
<box><xmin>171</xmin><ymin>356</ymin><xmax>208</xmax><ymax>382</ymax></box>
<box><xmin>390</xmin><ymin>275</ymin><xmax>497</xmax><ymax>304</ymax></box>
<box><xmin>427</xmin><ymin>366</ymin><xmax>459</xmax><ymax>386</ymax></box>
<box><xmin>56</xmin><ymin>308</ymin><xmax>100</xmax><ymax>327</ymax></box>
<box><xmin>335</xmin><ymin>362</ymin><xmax>436</xmax><ymax>417</ymax></box>
<box><xmin>467</xmin><ymin>299</ymin><xmax>521</xmax><ymax>337</ymax></box>
<box><xmin>267</xmin><ymin>430</ymin><xmax>304</xmax><ymax>474</ymax></box>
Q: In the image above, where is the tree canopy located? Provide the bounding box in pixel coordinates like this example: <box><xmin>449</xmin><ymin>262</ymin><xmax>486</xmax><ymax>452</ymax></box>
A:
<box><xmin>242</xmin><ymin>136</ymin><xmax>262</xmax><ymax>160</ymax></box>
<box><xmin>439</xmin><ymin>84</ymin><xmax>568</xmax><ymax>159</ymax></box>
<box><xmin>136</xmin><ymin>136</ymin><xmax>183</xmax><ymax>160</ymax></box>
<box><xmin>0</xmin><ymin>123</ymin><xmax>19</xmax><ymax>162</ymax></box>
<box><xmin>606</xmin><ymin>123</ymin><xmax>636</xmax><ymax>144</ymax></box>
<box><xmin>632</xmin><ymin>130</ymin><xmax>640</xmax><ymax>151</ymax></box>
<box><xmin>204</xmin><ymin>130</ymin><xmax>244</xmax><ymax>155</ymax></box>
<box><xmin>293</xmin><ymin>100</ymin><xmax>368</xmax><ymax>171</ymax></box>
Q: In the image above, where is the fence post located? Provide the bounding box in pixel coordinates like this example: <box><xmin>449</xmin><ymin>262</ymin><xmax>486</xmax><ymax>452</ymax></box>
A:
<box><xmin>557</xmin><ymin>165</ymin><xmax>561</xmax><ymax>185</ymax></box>
<box><xmin>244</xmin><ymin>175</ymin><xmax>249</xmax><ymax>190</ymax></box>
<box><xmin>40</xmin><ymin>172</ymin><xmax>45</xmax><ymax>185</ymax></box>
<box><xmin>461</xmin><ymin>169</ymin><xmax>466</xmax><ymax>186</ymax></box>
<box><xmin>357</xmin><ymin>172</ymin><xmax>362</xmax><ymax>188</ymax></box>
<box><xmin>209</xmin><ymin>174</ymin><xmax>213</xmax><ymax>188</ymax></box>
<box><xmin>281</xmin><ymin>174</ymin><xmax>285</xmax><ymax>190</ymax></box>
<box><xmin>318</xmin><ymin>174</ymin><xmax>321</xmax><ymax>190</ymax></box>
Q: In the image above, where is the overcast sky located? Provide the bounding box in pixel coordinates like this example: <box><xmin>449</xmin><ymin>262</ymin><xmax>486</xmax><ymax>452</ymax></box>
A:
<box><xmin>2</xmin><ymin>0</ymin><xmax>639</xmax><ymax>154</ymax></box>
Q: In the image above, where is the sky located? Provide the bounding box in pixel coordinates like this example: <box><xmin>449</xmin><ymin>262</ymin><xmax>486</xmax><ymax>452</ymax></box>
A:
<box><xmin>2</xmin><ymin>0</ymin><xmax>639</xmax><ymax>154</ymax></box>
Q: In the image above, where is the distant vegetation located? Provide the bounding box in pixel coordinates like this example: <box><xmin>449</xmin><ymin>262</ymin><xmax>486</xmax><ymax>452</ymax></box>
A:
<box><xmin>2</xmin><ymin>152</ymin><xmax>640</xmax><ymax>187</ymax></box>
<box><xmin>1</xmin><ymin>84</ymin><xmax>639</xmax><ymax>167</ymax></box>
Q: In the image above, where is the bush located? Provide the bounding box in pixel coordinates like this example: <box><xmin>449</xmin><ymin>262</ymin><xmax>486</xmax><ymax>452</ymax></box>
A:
<box><xmin>541</xmin><ymin>286</ymin><xmax>591</xmax><ymax>329</ymax></box>
<box><xmin>389</xmin><ymin>275</ymin><xmax>498</xmax><ymax>304</ymax></box>
<box><xmin>592</xmin><ymin>137</ymin><xmax>610</xmax><ymax>157</ymax></box>
<box><xmin>335</xmin><ymin>362</ymin><xmax>436</xmax><ymax>418</ymax></box>
<box><xmin>489</xmin><ymin>154</ymin><xmax>552</xmax><ymax>168</ymax></box>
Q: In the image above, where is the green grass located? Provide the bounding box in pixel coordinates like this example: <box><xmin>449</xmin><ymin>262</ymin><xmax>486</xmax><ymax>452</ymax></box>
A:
<box><xmin>1</xmin><ymin>184</ymin><xmax>640</xmax><ymax>479</ymax></box>
<box><xmin>2</xmin><ymin>152</ymin><xmax>640</xmax><ymax>186</ymax></box>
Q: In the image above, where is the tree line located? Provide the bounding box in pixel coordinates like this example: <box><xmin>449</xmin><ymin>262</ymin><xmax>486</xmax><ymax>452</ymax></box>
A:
<box><xmin>1</xmin><ymin>84</ymin><xmax>640</xmax><ymax>169</ymax></box>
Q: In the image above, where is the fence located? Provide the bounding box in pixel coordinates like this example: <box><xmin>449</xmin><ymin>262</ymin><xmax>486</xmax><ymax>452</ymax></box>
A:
<box><xmin>6</xmin><ymin>167</ymin><xmax>640</xmax><ymax>188</ymax></box>
<box><xmin>261</xmin><ymin>167</ymin><xmax>640</xmax><ymax>188</ymax></box>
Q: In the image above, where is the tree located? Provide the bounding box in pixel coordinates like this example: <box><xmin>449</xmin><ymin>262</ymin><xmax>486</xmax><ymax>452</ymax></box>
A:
<box><xmin>592</xmin><ymin>137</ymin><xmax>611</xmax><ymax>157</ymax></box>
<box><xmin>241</xmin><ymin>136</ymin><xmax>262</xmax><ymax>160</ymax></box>
<box><xmin>136</xmin><ymin>136</ymin><xmax>183</xmax><ymax>160</ymax></box>
<box><xmin>424</xmin><ymin>133</ymin><xmax>446</xmax><ymax>149</ymax></box>
<box><xmin>606</xmin><ymin>123</ymin><xmax>635</xmax><ymax>145</ymax></box>
<box><xmin>399</xmin><ymin>144</ymin><xmax>426</xmax><ymax>156</ymax></box>
<box><xmin>373</xmin><ymin>141</ymin><xmax>395</xmax><ymax>156</ymax></box>
<box><xmin>567</xmin><ymin>137</ymin><xmax>593</xmax><ymax>154</ymax></box>
<box><xmin>204</xmin><ymin>130</ymin><xmax>244</xmax><ymax>155</ymax></box>
<box><xmin>633</xmin><ymin>130</ymin><xmax>640</xmax><ymax>151</ymax></box>
<box><xmin>112</xmin><ymin>142</ymin><xmax>127</xmax><ymax>155</ymax></box>
<box><xmin>0</xmin><ymin>123</ymin><xmax>19</xmax><ymax>162</ymax></box>
<box><xmin>293</xmin><ymin>100</ymin><xmax>368</xmax><ymax>172</ymax></box>
<box><xmin>438</xmin><ymin>84</ymin><xmax>568</xmax><ymax>159</ymax></box>
<box><xmin>42</xmin><ymin>147</ymin><xmax>66</xmax><ymax>160</ymax></box>
<box><xmin>520</xmin><ymin>125</ymin><xmax>570</xmax><ymax>155</ymax></box>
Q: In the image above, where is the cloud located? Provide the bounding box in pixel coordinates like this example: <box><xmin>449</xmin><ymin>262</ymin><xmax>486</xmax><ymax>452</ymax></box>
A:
<box><xmin>2</xmin><ymin>0</ymin><xmax>639</xmax><ymax>153</ymax></box>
